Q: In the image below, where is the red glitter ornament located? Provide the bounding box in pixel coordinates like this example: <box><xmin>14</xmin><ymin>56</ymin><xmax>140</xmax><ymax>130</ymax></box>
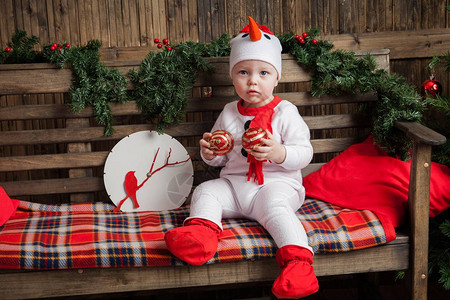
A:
<box><xmin>421</xmin><ymin>76</ymin><xmax>442</xmax><ymax>97</ymax></box>
<box><xmin>242</xmin><ymin>127</ymin><xmax>267</xmax><ymax>152</ymax></box>
<box><xmin>210</xmin><ymin>130</ymin><xmax>234</xmax><ymax>155</ymax></box>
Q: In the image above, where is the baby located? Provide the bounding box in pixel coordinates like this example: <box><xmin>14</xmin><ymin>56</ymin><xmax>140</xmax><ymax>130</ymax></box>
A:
<box><xmin>165</xmin><ymin>17</ymin><xmax>318</xmax><ymax>299</ymax></box>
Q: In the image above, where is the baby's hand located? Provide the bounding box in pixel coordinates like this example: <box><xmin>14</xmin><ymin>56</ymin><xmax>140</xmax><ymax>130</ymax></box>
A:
<box><xmin>200</xmin><ymin>132</ymin><xmax>217</xmax><ymax>161</ymax></box>
<box><xmin>251</xmin><ymin>130</ymin><xmax>286</xmax><ymax>164</ymax></box>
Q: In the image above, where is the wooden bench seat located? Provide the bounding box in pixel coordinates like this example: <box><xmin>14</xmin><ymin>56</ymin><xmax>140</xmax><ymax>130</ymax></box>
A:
<box><xmin>0</xmin><ymin>49</ymin><xmax>445</xmax><ymax>299</ymax></box>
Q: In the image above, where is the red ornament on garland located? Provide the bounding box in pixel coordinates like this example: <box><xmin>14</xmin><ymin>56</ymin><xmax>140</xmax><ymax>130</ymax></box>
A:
<box><xmin>242</xmin><ymin>127</ymin><xmax>267</xmax><ymax>152</ymax></box>
<box><xmin>210</xmin><ymin>130</ymin><xmax>234</xmax><ymax>155</ymax></box>
<box><xmin>5</xmin><ymin>46</ymin><xmax>11</xmax><ymax>52</ymax></box>
<box><xmin>421</xmin><ymin>76</ymin><xmax>442</xmax><ymax>97</ymax></box>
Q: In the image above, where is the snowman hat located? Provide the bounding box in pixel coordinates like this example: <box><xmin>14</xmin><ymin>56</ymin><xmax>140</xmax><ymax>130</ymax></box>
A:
<box><xmin>229</xmin><ymin>16</ymin><xmax>282</xmax><ymax>80</ymax></box>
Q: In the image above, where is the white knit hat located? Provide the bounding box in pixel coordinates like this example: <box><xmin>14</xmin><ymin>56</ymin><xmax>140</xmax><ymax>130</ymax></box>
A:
<box><xmin>229</xmin><ymin>16</ymin><xmax>282</xmax><ymax>79</ymax></box>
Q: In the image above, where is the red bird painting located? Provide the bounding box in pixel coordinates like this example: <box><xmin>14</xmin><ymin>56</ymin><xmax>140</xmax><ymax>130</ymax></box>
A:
<box><xmin>124</xmin><ymin>171</ymin><xmax>140</xmax><ymax>208</ymax></box>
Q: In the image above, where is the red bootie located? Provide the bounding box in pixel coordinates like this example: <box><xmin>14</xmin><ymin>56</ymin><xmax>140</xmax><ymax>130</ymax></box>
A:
<box><xmin>164</xmin><ymin>218</ymin><xmax>221</xmax><ymax>265</ymax></box>
<box><xmin>272</xmin><ymin>245</ymin><xmax>319</xmax><ymax>299</ymax></box>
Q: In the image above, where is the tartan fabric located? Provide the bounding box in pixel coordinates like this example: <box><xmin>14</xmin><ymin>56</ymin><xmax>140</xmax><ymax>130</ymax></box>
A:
<box><xmin>0</xmin><ymin>198</ymin><xmax>389</xmax><ymax>270</ymax></box>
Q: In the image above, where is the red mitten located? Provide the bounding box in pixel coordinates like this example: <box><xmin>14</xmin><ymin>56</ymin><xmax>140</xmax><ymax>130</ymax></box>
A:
<box><xmin>164</xmin><ymin>218</ymin><xmax>221</xmax><ymax>265</ymax></box>
<box><xmin>272</xmin><ymin>245</ymin><xmax>319</xmax><ymax>299</ymax></box>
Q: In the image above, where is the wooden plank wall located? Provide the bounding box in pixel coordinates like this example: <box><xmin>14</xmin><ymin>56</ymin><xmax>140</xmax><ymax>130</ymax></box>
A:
<box><xmin>1</xmin><ymin>0</ymin><xmax>450</xmax><ymax>117</ymax></box>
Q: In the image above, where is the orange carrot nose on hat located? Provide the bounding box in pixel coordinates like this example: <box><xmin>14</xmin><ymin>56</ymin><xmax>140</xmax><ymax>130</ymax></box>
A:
<box><xmin>248</xmin><ymin>16</ymin><xmax>262</xmax><ymax>41</ymax></box>
<box><xmin>229</xmin><ymin>16</ymin><xmax>282</xmax><ymax>79</ymax></box>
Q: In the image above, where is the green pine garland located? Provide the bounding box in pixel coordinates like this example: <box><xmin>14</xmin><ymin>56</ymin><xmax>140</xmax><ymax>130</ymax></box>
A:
<box><xmin>45</xmin><ymin>40</ymin><xmax>129</xmax><ymax>136</ymax></box>
<box><xmin>279</xmin><ymin>29</ymin><xmax>425</xmax><ymax>160</ymax></box>
<box><xmin>128</xmin><ymin>34</ymin><xmax>230</xmax><ymax>132</ymax></box>
<box><xmin>0</xmin><ymin>30</ymin><xmax>45</xmax><ymax>64</ymax></box>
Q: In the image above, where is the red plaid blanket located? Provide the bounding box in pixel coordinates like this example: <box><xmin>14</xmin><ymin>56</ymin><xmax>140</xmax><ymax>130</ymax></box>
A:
<box><xmin>0</xmin><ymin>198</ymin><xmax>390</xmax><ymax>269</ymax></box>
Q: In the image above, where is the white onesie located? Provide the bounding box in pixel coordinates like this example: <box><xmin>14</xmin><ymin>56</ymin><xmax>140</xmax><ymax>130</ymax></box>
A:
<box><xmin>188</xmin><ymin>99</ymin><xmax>314</xmax><ymax>252</ymax></box>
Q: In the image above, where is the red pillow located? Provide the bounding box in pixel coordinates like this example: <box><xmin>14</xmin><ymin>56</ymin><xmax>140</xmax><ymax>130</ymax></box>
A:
<box><xmin>303</xmin><ymin>137</ymin><xmax>449</xmax><ymax>235</ymax></box>
<box><xmin>0</xmin><ymin>187</ymin><xmax>19</xmax><ymax>226</ymax></box>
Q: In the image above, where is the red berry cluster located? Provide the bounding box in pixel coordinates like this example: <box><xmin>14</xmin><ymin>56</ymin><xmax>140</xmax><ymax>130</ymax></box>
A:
<box><xmin>49</xmin><ymin>43</ymin><xmax>71</xmax><ymax>52</ymax></box>
<box><xmin>295</xmin><ymin>32</ymin><xmax>317</xmax><ymax>45</ymax></box>
<box><xmin>154</xmin><ymin>38</ymin><xmax>174</xmax><ymax>51</ymax></box>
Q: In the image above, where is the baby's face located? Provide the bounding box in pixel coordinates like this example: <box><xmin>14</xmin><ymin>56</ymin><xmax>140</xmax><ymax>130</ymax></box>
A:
<box><xmin>231</xmin><ymin>60</ymin><xmax>279</xmax><ymax>108</ymax></box>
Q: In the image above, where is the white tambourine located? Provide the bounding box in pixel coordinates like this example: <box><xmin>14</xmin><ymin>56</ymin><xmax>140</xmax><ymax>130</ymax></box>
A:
<box><xmin>103</xmin><ymin>131</ymin><xmax>194</xmax><ymax>212</ymax></box>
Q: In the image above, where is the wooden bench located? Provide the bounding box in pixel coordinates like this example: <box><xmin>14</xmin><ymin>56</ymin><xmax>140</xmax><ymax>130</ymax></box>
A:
<box><xmin>0</xmin><ymin>49</ymin><xmax>446</xmax><ymax>299</ymax></box>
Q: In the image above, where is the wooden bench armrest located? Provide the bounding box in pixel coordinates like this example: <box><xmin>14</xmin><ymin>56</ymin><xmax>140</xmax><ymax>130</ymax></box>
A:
<box><xmin>395</xmin><ymin>121</ymin><xmax>446</xmax><ymax>146</ymax></box>
<box><xmin>395</xmin><ymin>121</ymin><xmax>446</xmax><ymax>299</ymax></box>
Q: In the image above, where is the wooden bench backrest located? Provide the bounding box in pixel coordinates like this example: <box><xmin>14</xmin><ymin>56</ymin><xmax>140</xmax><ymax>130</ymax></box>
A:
<box><xmin>0</xmin><ymin>49</ymin><xmax>390</xmax><ymax>204</ymax></box>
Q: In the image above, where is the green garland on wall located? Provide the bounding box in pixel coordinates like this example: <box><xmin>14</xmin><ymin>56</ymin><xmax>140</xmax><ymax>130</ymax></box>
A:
<box><xmin>1</xmin><ymin>29</ymin><xmax>447</xmax><ymax>164</ymax></box>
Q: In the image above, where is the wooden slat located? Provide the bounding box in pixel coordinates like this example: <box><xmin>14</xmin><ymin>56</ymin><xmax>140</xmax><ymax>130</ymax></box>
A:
<box><xmin>0</xmin><ymin>147</ymin><xmax>200</xmax><ymax>172</ymax></box>
<box><xmin>0</xmin><ymin>152</ymin><xmax>108</xmax><ymax>172</ymax></box>
<box><xmin>301</xmin><ymin>163</ymin><xmax>324</xmax><ymax>177</ymax></box>
<box><xmin>0</xmin><ymin>177</ymin><xmax>104</xmax><ymax>197</ymax></box>
<box><xmin>0</xmin><ymin>67</ymin><xmax>73</xmax><ymax>94</ymax></box>
<box><xmin>0</xmin><ymin>150</ymin><xmax>333</xmax><ymax>177</ymax></box>
<box><xmin>0</xmin><ymin>102</ymin><xmax>140</xmax><ymax>120</ymax></box>
<box><xmin>310</xmin><ymin>137</ymin><xmax>365</xmax><ymax>154</ymax></box>
<box><xmin>304</xmin><ymin>114</ymin><xmax>371</xmax><ymax>130</ymax></box>
<box><xmin>0</xmin><ymin>92</ymin><xmax>377</xmax><ymax>121</ymax></box>
<box><xmin>324</xmin><ymin>28</ymin><xmax>450</xmax><ymax>60</ymax></box>
<box><xmin>0</xmin><ymin>122</ymin><xmax>214</xmax><ymax>146</ymax></box>
<box><xmin>0</xmin><ymin>53</ymin><xmax>383</xmax><ymax>95</ymax></box>
<box><xmin>0</xmin><ymin>115</ymin><xmax>366</xmax><ymax>146</ymax></box>
<box><xmin>0</xmin><ymin>238</ymin><xmax>408</xmax><ymax>299</ymax></box>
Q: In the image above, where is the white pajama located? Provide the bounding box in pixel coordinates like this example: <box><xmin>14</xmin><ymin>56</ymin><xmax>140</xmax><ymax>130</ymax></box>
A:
<box><xmin>188</xmin><ymin>99</ymin><xmax>314</xmax><ymax>252</ymax></box>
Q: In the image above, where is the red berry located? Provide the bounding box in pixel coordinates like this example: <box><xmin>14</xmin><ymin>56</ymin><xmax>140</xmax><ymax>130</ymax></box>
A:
<box><xmin>295</xmin><ymin>34</ymin><xmax>300</xmax><ymax>38</ymax></box>
<box><xmin>50</xmin><ymin>45</ymin><xmax>56</xmax><ymax>51</ymax></box>
<box><xmin>52</xmin><ymin>43</ymin><xmax>57</xmax><ymax>48</ymax></box>
<box><xmin>66</xmin><ymin>43</ymin><xmax>71</xmax><ymax>48</ymax></box>
<box><xmin>154</xmin><ymin>38</ymin><xmax>160</xmax><ymax>43</ymax></box>
<box><xmin>157</xmin><ymin>43</ymin><xmax>163</xmax><ymax>48</ymax></box>
<box><xmin>166</xmin><ymin>46</ymin><xmax>172</xmax><ymax>51</ymax></box>
<box><xmin>302</xmin><ymin>32</ymin><xmax>308</xmax><ymax>37</ymax></box>
<box><xmin>312</xmin><ymin>39</ymin><xmax>317</xmax><ymax>44</ymax></box>
<box><xmin>5</xmin><ymin>47</ymin><xmax>11</xmax><ymax>52</ymax></box>
<box><xmin>298</xmin><ymin>37</ymin><xmax>305</xmax><ymax>44</ymax></box>
<box><xmin>163</xmin><ymin>38</ymin><xmax>169</xmax><ymax>44</ymax></box>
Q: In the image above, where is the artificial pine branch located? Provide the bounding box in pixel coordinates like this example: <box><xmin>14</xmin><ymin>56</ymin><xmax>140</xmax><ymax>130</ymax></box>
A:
<box><xmin>281</xmin><ymin>28</ymin><xmax>424</xmax><ymax>158</ymax></box>
<box><xmin>43</xmin><ymin>39</ymin><xmax>129</xmax><ymax>135</ymax></box>
<box><xmin>129</xmin><ymin>36</ymin><xmax>228</xmax><ymax>132</ymax></box>
<box><xmin>0</xmin><ymin>30</ymin><xmax>44</xmax><ymax>64</ymax></box>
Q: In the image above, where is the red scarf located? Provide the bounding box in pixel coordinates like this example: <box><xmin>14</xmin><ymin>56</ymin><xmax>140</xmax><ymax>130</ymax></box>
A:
<box><xmin>237</xmin><ymin>96</ymin><xmax>282</xmax><ymax>185</ymax></box>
